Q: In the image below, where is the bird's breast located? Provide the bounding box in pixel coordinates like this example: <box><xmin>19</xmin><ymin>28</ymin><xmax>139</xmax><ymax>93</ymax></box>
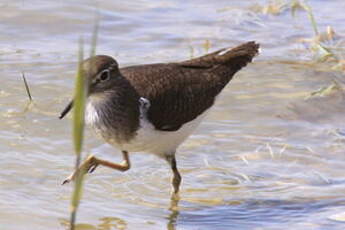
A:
<box><xmin>85</xmin><ymin>101</ymin><xmax>124</xmax><ymax>144</ymax></box>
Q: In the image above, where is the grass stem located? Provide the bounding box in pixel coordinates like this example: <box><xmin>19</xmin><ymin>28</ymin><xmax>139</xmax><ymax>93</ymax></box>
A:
<box><xmin>21</xmin><ymin>72</ymin><xmax>33</xmax><ymax>102</ymax></box>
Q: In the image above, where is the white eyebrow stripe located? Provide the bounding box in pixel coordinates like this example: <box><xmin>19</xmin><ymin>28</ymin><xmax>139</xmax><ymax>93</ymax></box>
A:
<box><xmin>108</xmin><ymin>62</ymin><xmax>117</xmax><ymax>71</ymax></box>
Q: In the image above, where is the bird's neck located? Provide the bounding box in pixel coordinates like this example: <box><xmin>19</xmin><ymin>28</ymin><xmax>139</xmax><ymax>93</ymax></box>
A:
<box><xmin>86</xmin><ymin>79</ymin><xmax>141</xmax><ymax>143</ymax></box>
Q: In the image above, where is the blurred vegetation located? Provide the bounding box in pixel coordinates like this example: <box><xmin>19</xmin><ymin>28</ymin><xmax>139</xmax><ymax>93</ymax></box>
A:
<box><xmin>189</xmin><ymin>39</ymin><xmax>212</xmax><ymax>59</ymax></box>
<box><xmin>219</xmin><ymin>0</ymin><xmax>345</xmax><ymax>75</ymax></box>
<box><xmin>69</xmin><ymin>17</ymin><xmax>99</xmax><ymax>229</ymax></box>
<box><xmin>305</xmin><ymin>81</ymin><xmax>342</xmax><ymax>99</ymax></box>
<box><xmin>251</xmin><ymin>0</ymin><xmax>344</xmax><ymax>97</ymax></box>
<box><xmin>69</xmin><ymin>37</ymin><xmax>87</xmax><ymax>230</ymax></box>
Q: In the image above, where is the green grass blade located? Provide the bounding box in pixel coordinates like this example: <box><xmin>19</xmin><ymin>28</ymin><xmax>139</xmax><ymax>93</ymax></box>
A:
<box><xmin>90</xmin><ymin>14</ymin><xmax>100</xmax><ymax>58</ymax></box>
<box><xmin>301</xmin><ymin>1</ymin><xmax>319</xmax><ymax>36</ymax></box>
<box><xmin>73</xmin><ymin>38</ymin><xmax>86</xmax><ymax>155</ymax></box>
<box><xmin>70</xmin><ymin>37</ymin><xmax>87</xmax><ymax>230</ymax></box>
<box><xmin>69</xmin><ymin>16</ymin><xmax>99</xmax><ymax>228</ymax></box>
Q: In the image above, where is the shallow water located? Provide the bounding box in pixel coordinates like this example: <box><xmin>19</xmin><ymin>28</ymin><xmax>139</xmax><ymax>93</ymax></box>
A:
<box><xmin>1</xmin><ymin>0</ymin><xmax>345</xmax><ymax>229</ymax></box>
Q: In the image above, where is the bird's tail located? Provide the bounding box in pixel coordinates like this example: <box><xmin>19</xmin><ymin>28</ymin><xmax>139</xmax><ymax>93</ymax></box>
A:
<box><xmin>180</xmin><ymin>41</ymin><xmax>260</xmax><ymax>70</ymax></box>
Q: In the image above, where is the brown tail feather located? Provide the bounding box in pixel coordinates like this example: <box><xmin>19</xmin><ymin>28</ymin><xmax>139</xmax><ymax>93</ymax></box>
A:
<box><xmin>180</xmin><ymin>41</ymin><xmax>259</xmax><ymax>68</ymax></box>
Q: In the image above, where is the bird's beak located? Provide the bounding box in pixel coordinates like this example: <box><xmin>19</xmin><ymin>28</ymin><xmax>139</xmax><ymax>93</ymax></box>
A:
<box><xmin>59</xmin><ymin>100</ymin><xmax>74</xmax><ymax>119</ymax></box>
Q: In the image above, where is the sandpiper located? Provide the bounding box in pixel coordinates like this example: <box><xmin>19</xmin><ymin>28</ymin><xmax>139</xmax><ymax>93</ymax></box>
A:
<box><xmin>60</xmin><ymin>41</ymin><xmax>259</xmax><ymax>194</ymax></box>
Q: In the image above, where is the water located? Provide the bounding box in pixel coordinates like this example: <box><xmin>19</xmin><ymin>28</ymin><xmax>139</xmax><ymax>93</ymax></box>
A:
<box><xmin>1</xmin><ymin>0</ymin><xmax>345</xmax><ymax>229</ymax></box>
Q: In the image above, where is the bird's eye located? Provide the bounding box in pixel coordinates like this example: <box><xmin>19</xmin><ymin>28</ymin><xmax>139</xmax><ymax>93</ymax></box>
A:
<box><xmin>99</xmin><ymin>70</ymin><xmax>110</xmax><ymax>82</ymax></box>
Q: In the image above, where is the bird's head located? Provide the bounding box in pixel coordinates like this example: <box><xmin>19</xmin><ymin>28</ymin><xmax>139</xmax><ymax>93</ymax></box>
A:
<box><xmin>59</xmin><ymin>55</ymin><xmax>121</xmax><ymax>119</ymax></box>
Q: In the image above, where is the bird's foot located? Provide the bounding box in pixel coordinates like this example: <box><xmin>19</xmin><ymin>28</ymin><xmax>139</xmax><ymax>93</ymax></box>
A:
<box><xmin>62</xmin><ymin>155</ymin><xmax>99</xmax><ymax>185</ymax></box>
<box><xmin>62</xmin><ymin>174</ymin><xmax>73</xmax><ymax>185</ymax></box>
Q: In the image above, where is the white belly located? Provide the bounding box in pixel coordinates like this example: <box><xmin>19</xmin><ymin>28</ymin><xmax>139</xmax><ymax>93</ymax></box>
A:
<box><xmin>117</xmin><ymin>111</ymin><xmax>208</xmax><ymax>157</ymax></box>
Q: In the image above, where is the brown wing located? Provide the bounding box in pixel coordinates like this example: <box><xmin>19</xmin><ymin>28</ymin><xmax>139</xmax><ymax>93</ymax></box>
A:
<box><xmin>120</xmin><ymin>42</ymin><xmax>259</xmax><ymax>131</ymax></box>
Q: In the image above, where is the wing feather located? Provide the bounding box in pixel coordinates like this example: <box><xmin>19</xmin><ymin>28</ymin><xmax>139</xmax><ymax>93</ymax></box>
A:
<box><xmin>120</xmin><ymin>42</ymin><xmax>259</xmax><ymax>131</ymax></box>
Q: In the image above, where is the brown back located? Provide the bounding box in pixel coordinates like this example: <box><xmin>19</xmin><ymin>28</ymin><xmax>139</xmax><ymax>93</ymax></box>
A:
<box><xmin>120</xmin><ymin>42</ymin><xmax>259</xmax><ymax>131</ymax></box>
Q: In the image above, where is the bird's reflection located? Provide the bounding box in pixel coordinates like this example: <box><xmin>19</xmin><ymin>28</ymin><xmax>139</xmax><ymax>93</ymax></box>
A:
<box><xmin>59</xmin><ymin>195</ymin><xmax>181</xmax><ymax>230</ymax></box>
<box><xmin>59</xmin><ymin>216</ymin><xmax>127</xmax><ymax>230</ymax></box>
<box><xmin>167</xmin><ymin>194</ymin><xmax>181</xmax><ymax>230</ymax></box>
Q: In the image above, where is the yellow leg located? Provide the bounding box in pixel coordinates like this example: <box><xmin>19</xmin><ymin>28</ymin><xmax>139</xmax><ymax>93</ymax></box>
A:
<box><xmin>62</xmin><ymin>151</ymin><xmax>130</xmax><ymax>184</ymax></box>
